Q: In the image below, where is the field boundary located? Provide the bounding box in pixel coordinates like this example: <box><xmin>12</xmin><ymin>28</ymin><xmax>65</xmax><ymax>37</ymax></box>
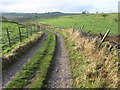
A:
<box><xmin>46</xmin><ymin>26</ymin><xmax>119</xmax><ymax>88</ymax></box>
<box><xmin>2</xmin><ymin>32</ymin><xmax>44</xmax><ymax>70</ymax></box>
<box><xmin>41</xmin><ymin>24</ymin><xmax>120</xmax><ymax>53</ymax></box>
<box><xmin>3</xmin><ymin>23</ymin><xmax>39</xmax><ymax>49</ymax></box>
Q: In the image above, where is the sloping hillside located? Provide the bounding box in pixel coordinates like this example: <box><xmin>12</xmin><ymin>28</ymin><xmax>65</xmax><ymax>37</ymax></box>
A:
<box><xmin>32</xmin><ymin>13</ymin><xmax>118</xmax><ymax>35</ymax></box>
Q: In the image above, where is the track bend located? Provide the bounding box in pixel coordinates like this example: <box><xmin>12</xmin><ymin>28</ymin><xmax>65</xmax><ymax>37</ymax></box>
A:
<box><xmin>45</xmin><ymin>29</ymin><xmax>72</xmax><ymax>88</ymax></box>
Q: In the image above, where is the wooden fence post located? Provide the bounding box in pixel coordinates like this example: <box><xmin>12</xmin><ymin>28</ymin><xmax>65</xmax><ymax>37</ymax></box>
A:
<box><xmin>26</xmin><ymin>25</ymin><xmax>28</xmax><ymax>38</ymax></box>
<box><xmin>18</xmin><ymin>27</ymin><xmax>22</xmax><ymax>42</ymax></box>
<box><xmin>101</xmin><ymin>29</ymin><xmax>110</xmax><ymax>43</ymax></box>
<box><xmin>81</xmin><ymin>25</ymin><xmax>84</xmax><ymax>30</ymax></box>
<box><xmin>37</xmin><ymin>25</ymin><xmax>40</xmax><ymax>31</ymax></box>
<box><xmin>6</xmin><ymin>28</ymin><xmax>11</xmax><ymax>47</ymax></box>
<box><xmin>39</xmin><ymin>25</ymin><xmax>41</xmax><ymax>30</ymax></box>
<box><xmin>34</xmin><ymin>25</ymin><xmax>36</xmax><ymax>33</ymax></box>
<box><xmin>31</xmin><ymin>26</ymin><xmax>32</xmax><ymax>36</ymax></box>
<box><xmin>72</xmin><ymin>23</ymin><xmax>76</xmax><ymax>33</ymax></box>
<box><xmin>99</xmin><ymin>29</ymin><xmax>110</xmax><ymax>47</ymax></box>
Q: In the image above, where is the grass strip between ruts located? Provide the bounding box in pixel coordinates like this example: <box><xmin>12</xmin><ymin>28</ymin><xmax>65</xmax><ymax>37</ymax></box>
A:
<box><xmin>5</xmin><ymin>30</ymin><xmax>56</xmax><ymax>88</ymax></box>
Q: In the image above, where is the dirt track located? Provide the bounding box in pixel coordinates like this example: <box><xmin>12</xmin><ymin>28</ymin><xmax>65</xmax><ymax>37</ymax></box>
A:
<box><xmin>44</xmin><ymin>30</ymin><xmax>72</xmax><ymax>88</ymax></box>
<box><xmin>2</xmin><ymin>29</ymin><xmax>72</xmax><ymax>88</ymax></box>
<box><xmin>2</xmin><ymin>32</ymin><xmax>47</xmax><ymax>87</ymax></box>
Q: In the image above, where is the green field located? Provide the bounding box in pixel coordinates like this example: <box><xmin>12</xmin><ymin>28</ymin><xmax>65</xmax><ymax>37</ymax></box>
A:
<box><xmin>31</xmin><ymin>13</ymin><xmax>118</xmax><ymax>35</ymax></box>
<box><xmin>2</xmin><ymin>20</ymin><xmax>38</xmax><ymax>53</ymax></box>
<box><xmin>2</xmin><ymin>13</ymin><xmax>119</xmax><ymax>88</ymax></box>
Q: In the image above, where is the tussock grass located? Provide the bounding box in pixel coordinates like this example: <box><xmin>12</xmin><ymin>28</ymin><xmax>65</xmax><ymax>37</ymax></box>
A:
<box><xmin>51</xmin><ymin>28</ymin><xmax>119</xmax><ymax>88</ymax></box>
<box><xmin>5</xmin><ymin>31</ymin><xmax>56</xmax><ymax>88</ymax></box>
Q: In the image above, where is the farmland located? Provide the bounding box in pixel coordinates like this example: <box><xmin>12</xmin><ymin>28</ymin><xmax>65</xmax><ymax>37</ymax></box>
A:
<box><xmin>32</xmin><ymin>13</ymin><xmax>118</xmax><ymax>35</ymax></box>
<box><xmin>2</xmin><ymin>20</ymin><xmax>39</xmax><ymax>54</ymax></box>
<box><xmin>2</xmin><ymin>12</ymin><xmax>119</xmax><ymax>88</ymax></box>
<box><xmin>30</xmin><ymin>13</ymin><xmax>119</xmax><ymax>88</ymax></box>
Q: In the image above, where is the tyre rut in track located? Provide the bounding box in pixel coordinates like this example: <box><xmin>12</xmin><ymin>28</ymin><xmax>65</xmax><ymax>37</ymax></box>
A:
<box><xmin>44</xmin><ymin>31</ymin><xmax>72</xmax><ymax>88</ymax></box>
<box><xmin>2</xmin><ymin>32</ymin><xmax>47</xmax><ymax>87</ymax></box>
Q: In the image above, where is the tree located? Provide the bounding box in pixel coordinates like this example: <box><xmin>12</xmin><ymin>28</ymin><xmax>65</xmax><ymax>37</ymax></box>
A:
<box><xmin>82</xmin><ymin>10</ymin><xmax>89</xmax><ymax>14</ymax></box>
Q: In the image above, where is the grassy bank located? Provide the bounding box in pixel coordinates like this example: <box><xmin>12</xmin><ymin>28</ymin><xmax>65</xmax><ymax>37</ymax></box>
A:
<box><xmin>2</xmin><ymin>20</ymin><xmax>38</xmax><ymax>53</ymax></box>
<box><xmin>5</xmin><ymin>30</ymin><xmax>56</xmax><ymax>88</ymax></box>
<box><xmin>49</xmin><ymin>27</ymin><xmax>118</xmax><ymax>88</ymax></box>
<box><xmin>2</xmin><ymin>32</ymin><xmax>43</xmax><ymax>70</ymax></box>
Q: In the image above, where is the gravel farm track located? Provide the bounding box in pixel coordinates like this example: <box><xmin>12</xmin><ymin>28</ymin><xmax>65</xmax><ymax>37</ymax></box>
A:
<box><xmin>2</xmin><ymin>29</ymin><xmax>72</xmax><ymax>88</ymax></box>
<box><xmin>44</xmin><ymin>30</ymin><xmax>72</xmax><ymax>88</ymax></box>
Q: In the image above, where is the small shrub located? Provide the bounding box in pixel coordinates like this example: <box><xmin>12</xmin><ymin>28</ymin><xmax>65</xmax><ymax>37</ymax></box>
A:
<box><xmin>114</xmin><ymin>18</ymin><xmax>118</xmax><ymax>22</ymax></box>
<box><xmin>101</xmin><ymin>14</ymin><xmax>108</xmax><ymax>17</ymax></box>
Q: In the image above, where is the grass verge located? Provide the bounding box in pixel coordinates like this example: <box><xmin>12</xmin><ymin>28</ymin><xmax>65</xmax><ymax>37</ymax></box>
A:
<box><xmin>2</xmin><ymin>32</ymin><xmax>43</xmax><ymax>70</ymax></box>
<box><xmin>50</xmin><ymin>27</ymin><xmax>118</xmax><ymax>88</ymax></box>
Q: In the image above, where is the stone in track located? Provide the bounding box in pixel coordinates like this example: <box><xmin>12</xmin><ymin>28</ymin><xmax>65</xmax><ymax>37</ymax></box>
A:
<box><xmin>2</xmin><ymin>32</ymin><xmax>47</xmax><ymax>87</ymax></box>
<box><xmin>45</xmin><ymin>30</ymin><xmax>72</xmax><ymax>88</ymax></box>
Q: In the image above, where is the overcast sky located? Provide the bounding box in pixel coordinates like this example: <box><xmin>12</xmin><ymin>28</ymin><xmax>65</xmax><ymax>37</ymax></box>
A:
<box><xmin>0</xmin><ymin>0</ymin><xmax>119</xmax><ymax>13</ymax></box>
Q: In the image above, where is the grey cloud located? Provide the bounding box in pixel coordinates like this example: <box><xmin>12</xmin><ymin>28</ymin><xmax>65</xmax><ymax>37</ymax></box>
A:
<box><xmin>0</xmin><ymin>0</ymin><xmax>118</xmax><ymax>13</ymax></box>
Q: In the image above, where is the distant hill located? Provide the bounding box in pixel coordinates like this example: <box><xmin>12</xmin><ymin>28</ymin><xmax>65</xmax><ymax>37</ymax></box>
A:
<box><xmin>2</xmin><ymin>12</ymin><xmax>80</xmax><ymax>22</ymax></box>
<box><xmin>45</xmin><ymin>12</ymin><xmax>64</xmax><ymax>15</ymax></box>
<box><xmin>0</xmin><ymin>16</ymin><xmax>8</xmax><ymax>20</ymax></box>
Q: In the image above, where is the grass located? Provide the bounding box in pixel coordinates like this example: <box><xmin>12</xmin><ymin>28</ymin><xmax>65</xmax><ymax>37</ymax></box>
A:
<box><xmin>49</xmin><ymin>27</ymin><xmax>118</xmax><ymax>88</ymax></box>
<box><xmin>5</xmin><ymin>30</ymin><xmax>56</xmax><ymax>88</ymax></box>
<box><xmin>64</xmin><ymin>37</ymin><xmax>104</xmax><ymax>88</ymax></box>
<box><xmin>31</xmin><ymin>13</ymin><xmax>118</xmax><ymax>35</ymax></box>
<box><xmin>2</xmin><ymin>32</ymin><xmax>43</xmax><ymax>70</ymax></box>
<box><xmin>3</xmin><ymin>33</ymin><xmax>39</xmax><ymax>54</ymax></box>
<box><xmin>2</xmin><ymin>20</ymin><xmax>38</xmax><ymax>53</ymax></box>
<box><xmin>30</xmin><ymin>31</ymin><xmax>56</xmax><ymax>88</ymax></box>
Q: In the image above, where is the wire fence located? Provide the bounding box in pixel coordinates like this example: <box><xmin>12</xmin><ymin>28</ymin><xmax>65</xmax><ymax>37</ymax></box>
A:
<box><xmin>2</xmin><ymin>24</ymin><xmax>41</xmax><ymax>51</ymax></box>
